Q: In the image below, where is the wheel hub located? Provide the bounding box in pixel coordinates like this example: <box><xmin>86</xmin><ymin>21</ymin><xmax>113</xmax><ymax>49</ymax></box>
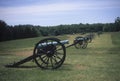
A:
<box><xmin>45</xmin><ymin>45</ymin><xmax>56</xmax><ymax>57</ymax></box>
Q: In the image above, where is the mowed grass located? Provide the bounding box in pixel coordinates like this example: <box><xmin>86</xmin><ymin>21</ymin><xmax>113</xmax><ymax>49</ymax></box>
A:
<box><xmin>0</xmin><ymin>32</ymin><xmax>120</xmax><ymax>81</ymax></box>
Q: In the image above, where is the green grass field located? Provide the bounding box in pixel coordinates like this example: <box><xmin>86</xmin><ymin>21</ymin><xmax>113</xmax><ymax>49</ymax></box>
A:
<box><xmin>0</xmin><ymin>32</ymin><xmax>120</xmax><ymax>81</ymax></box>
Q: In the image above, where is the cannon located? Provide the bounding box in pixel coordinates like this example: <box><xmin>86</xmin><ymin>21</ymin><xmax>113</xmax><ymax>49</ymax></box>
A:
<box><xmin>73</xmin><ymin>36</ymin><xmax>90</xmax><ymax>49</ymax></box>
<box><xmin>5</xmin><ymin>37</ymin><xmax>90</xmax><ymax>69</ymax></box>
<box><xmin>85</xmin><ymin>33</ymin><xmax>95</xmax><ymax>43</ymax></box>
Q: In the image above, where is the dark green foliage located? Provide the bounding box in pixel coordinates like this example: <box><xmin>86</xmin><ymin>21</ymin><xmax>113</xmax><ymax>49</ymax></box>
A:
<box><xmin>0</xmin><ymin>20</ymin><xmax>7</xmax><ymax>41</ymax></box>
<box><xmin>114</xmin><ymin>17</ymin><xmax>120</xmax><ymax>31</ymax></box>
<box><xmin>0</xmin><ymin>17</ymin><xmax>120</xmax><ymax>42</ymax></box>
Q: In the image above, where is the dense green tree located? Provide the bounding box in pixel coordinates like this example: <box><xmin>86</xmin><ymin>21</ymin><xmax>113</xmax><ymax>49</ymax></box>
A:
<box><xmin>115</xmin><ymin>17</ymin><xmax>120</xmax><ymax>31</ymax></box>
<box><xmin>0</xmin><ymin>17</ymin><xmax>120</xmax><ymax>42</ymax></box>
<box><xmin>0</xmin><ymin>20</ymin><xmax>7</xmax><ymax>41</ymax></box>
<box><xmin>32</xmin><ymin>27</ymin><xmax>41</xmax><ymax>37</ymax></box>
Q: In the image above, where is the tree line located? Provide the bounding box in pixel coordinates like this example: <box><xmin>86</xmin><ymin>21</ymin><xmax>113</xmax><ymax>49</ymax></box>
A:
<box><xmin>0</xmin><ymin>17</ymin><xmax>120</xmax><ymax>42</ymax></box>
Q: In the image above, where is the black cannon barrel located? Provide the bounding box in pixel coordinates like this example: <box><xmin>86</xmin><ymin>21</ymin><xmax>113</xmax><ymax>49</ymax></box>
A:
<box><xmin>37</xmin><ymin>40</ymin><xmax>69</xmax><ymax>48</ymax></box>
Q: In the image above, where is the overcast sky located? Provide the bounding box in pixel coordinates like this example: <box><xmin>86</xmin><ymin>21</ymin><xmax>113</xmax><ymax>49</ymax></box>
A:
<box><xmin>0</xmin><ymin>0</ymin><xmax>120</xmax><ymax>26</ymax></box>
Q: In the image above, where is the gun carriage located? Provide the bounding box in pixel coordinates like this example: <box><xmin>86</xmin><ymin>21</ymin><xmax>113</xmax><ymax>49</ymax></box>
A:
<box><xmin>6</xmin><ymin>36</ymin><xmax>92</xmax><ymax>69</ymax></box>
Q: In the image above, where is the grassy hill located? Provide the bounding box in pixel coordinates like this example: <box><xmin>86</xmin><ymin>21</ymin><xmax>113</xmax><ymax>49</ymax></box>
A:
<box><xmin>0</xmin><ymin>32</ymin><xmax>120</xmax><ymax>81</ymax></box>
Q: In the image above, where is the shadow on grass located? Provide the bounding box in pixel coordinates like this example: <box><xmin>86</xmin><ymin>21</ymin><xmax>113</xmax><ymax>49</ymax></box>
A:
<box><xmin>5</xmin><ymin>65</ymin><xmax>38</xmax><ymax>69</ymax></box>
<box><xmin>0</xmin><ymin>54</ymin><xmax>13</xmax><ymax>56</ymax></box>
<box><xmin>13</xmin><ymin>65</ymin><xmax>38</xmax><ymax>68</ymax></box>
<box><xmin>58</xmin><ymin>63</ymin><xmax>73</xmax><ymax>71</ymax></box>
<box><xmin>108</xmin><ymin>47</ymin><xmax>120</xmax><ymax>55</ymax></box>
<box><xmin>5</xmin><ymin>63</ymin><xmax>73</xmax><ymax>71</ymax></box>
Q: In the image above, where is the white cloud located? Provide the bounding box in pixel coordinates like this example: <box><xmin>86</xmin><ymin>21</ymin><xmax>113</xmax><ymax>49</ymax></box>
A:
<box><xmin>0</xmin><ymin>0</ymin><xmax>120</xmax><ymax>25</ymax></box>
<box><xmin>1</xmin><ymin>1</ymin><xmax>120</xmax><ymax>15</ymax></box>
<box><xmin>0</xmin><ymin>3</ymin><xmax>78</xmax><ymax>15</ymax></box>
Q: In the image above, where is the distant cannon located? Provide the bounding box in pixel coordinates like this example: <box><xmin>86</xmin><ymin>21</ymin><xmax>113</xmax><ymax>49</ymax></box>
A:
<box><xmin>5</xmin><ymin>37</ymin><xmax>91</xmax><ymax>69</ymax></box>
<box><xmin>97</xmin><ymin>31</ymin><xmax>103</xmax><ymax>37</ymax></box>
<box><xmin>74</xmin><ymin>36</ymin><xmax>88</xmax><ymax>49</ymax></box>
<box><xmin>85</xmin><ymin>33</ymin><xmax>95</xmax><ymax>43</ymax></box>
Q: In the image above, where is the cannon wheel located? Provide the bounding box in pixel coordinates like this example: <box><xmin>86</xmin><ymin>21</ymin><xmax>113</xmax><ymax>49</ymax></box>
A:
<box><xmin>74</xmin><ymin>36</ymin><xmax>84</xmax><ymax>49</ymax></box>
<box><xmin>81</xmin><ymin>41</ymin><xmax>88</xmax><ymax>49</ymax></box>
<box><xmin>87</xmin><ymin>37</ymin><xmax>92</xmax><ymax>43</ymax></box>
<box><xmin>74</xmin><ymin>36</ymin><xmax>88</xmax><ymax>49</ymax></box>
<box><xmin>33</xmin><ymin>38</ymin><xmax>66</xmax><ymax>69</ymax></box>
<box><xmin>88</xmin><ymin>38</ymin><xmax>92</xmax><ymax>43</ymax></box>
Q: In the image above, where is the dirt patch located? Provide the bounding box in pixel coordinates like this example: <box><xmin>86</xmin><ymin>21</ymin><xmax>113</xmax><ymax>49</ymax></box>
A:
<box><xmin>75</xmin><ymin>64</ymin><xmax>88</xmax><ymax>70</ymax></box>
<box><xmin>13</xmin><ymin>50</ymin><xmax>33</xmax><ymax>56</ymax></box>
<box><xmin>0</xmin><ymin>50</ymin><xmax>33</xmax><ymax>56</ymax></box>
